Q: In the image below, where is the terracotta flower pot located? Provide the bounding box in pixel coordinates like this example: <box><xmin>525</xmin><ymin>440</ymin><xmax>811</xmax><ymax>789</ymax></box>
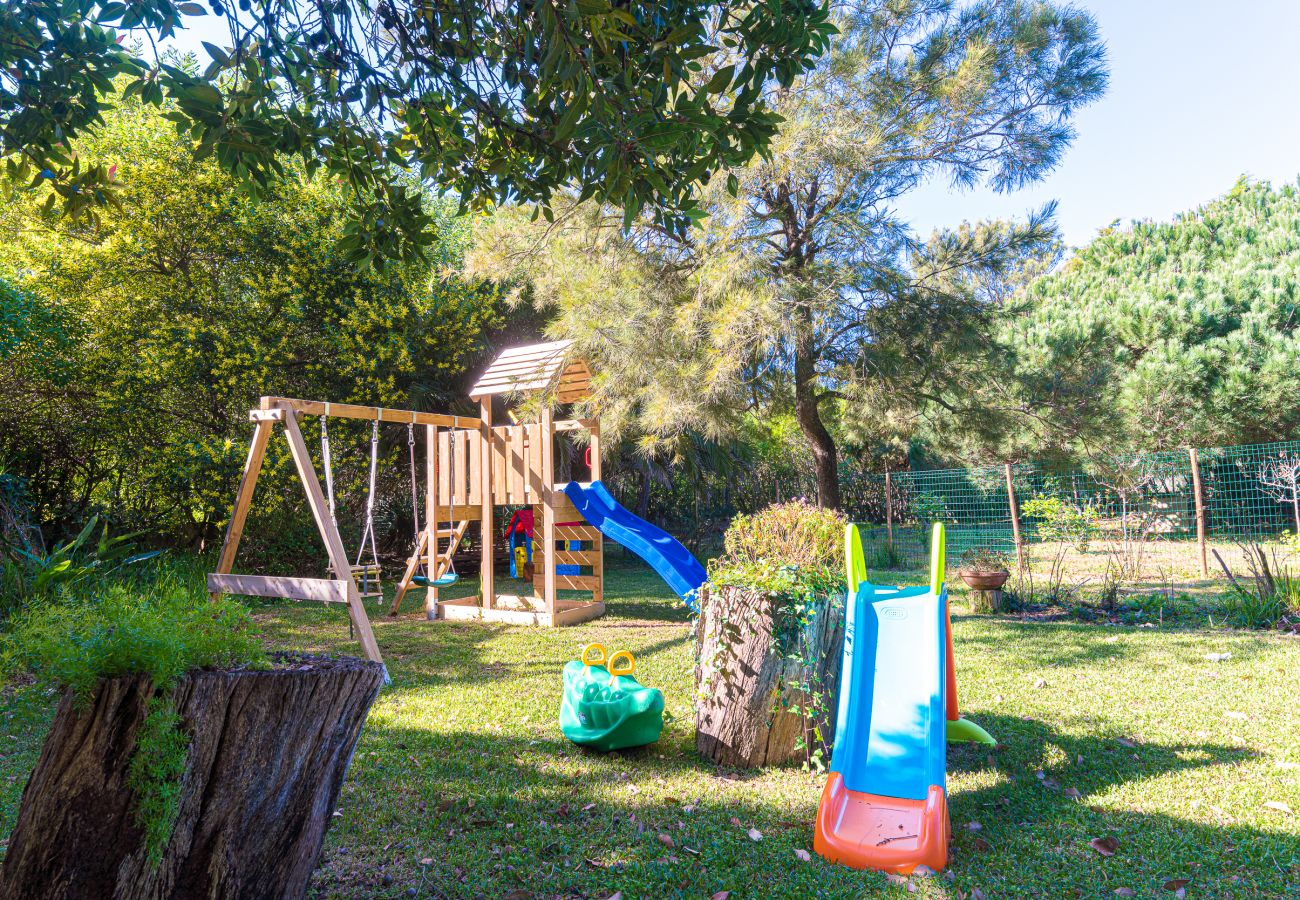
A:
<box><xmin>959</xmin><ymin>569</ymin><xmax>1010</xmax><ymax>591</ymax></box>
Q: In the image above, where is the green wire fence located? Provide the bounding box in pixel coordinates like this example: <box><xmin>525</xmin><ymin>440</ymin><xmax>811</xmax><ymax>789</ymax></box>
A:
<box><xmin>844</xmin><ymin>439</ymin><xmax>1300</xmax><ymax>586</ymax></box>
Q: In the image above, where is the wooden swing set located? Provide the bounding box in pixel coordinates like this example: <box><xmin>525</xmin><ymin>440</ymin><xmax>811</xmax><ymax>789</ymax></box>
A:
<box><xmin>208</xmin><ymin>341</ymin><xmax>606</xmax><ymax>669</ymax></box>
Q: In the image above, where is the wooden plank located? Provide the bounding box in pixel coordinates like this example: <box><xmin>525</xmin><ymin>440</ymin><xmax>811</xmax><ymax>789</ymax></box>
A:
<box><xmin>259</xmin><ymin>396</ymin><xmax>476</xmax><ymax>429</ymax></box>
<box><xmin>540</xmin><ymin>407</ymin><xmax>557</xmax><ymax>618</ymax></box>
<box><xmin>556</xmin><ymin>574</ymin><xmax>601</xmax><ymax>591</ymax></box>
<box><xmin>526</xmin><ymin>424</ymin><xmax>545</xmax><ymax>500</ymax></box>
<box><xmin>479</xmin><ymin>397</ymin><xmax>495</xmax><ymax>610</ymax></box>
<box><xmin>551</xmin><ymin>494</ymin><xmax>582</xmax><ymax>522</ymax></box>
<box><xmin>280</xmin><ymin>407</ymin><xmax>384</xmax><ymax>669</ymax></box>
<box><xmin>433</xmin><ymin>505</ymin><xmax>483</xmax><ymax>521</ymax></box>
<box><xmin>1005</xmin><ymin>463</ymin><xmax>1026</xmax><ymax>571</ymax></box>
<box><xmin>453</xmin><ymin>430</ymin><xmax>469</xmax><ymax>505</ymax></box>
<box><xmin>207</xmin><ymin>573</ymin><xmax>349</xmax><ymax>604</ymax></box>
<box><xmin>555</xmin><ymin>549</ymin><xmax>600</xmax><ymax>566</ymax></box>
<box><xmin>438</xmin><ymin>430</ymin><xmax>451</xmax><ymax>504</ymax></box>
<box><xmin>508</xmin><ymin>426</ymin><xmax>525</xmax><ymax>503</ymax></box>
<box><xmin>553</xmin><ymin>419</ymin><xmax>597</xmax><ymax>432</ymax></box>
<box><xmin>465</xmin><ymin>430</ymin><xmax>481</xmax><ymax>504</ymax></box>
<box><xmin>589</xmin><ymin>421</ymin><xmax>602</xmax><ymax>481</ymax></box>
<box><xmin>492</xmin><ymin>426</ymin><xmax>507</xmax><ymax>504</ymax></box>
<box><xmin>247</xmin><ymin>408</ymin><xmax>286</xmax><ymax>422</ymax></box>
<box><xmin>210</xmin><ymin>420</ymin><xmax>274</xmax><ymax>600</ymax></box>
<box><xmin>555</xmin><ymin>524</ymin><xmax>599</xmax><ymax>542</ymax></box>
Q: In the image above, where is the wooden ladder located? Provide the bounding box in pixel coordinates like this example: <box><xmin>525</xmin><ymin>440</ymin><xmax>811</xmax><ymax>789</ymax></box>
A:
<box><xmin>388</xmin><ymin>520</ymin><xmax>469</xmax><ymax>615</ymax></box>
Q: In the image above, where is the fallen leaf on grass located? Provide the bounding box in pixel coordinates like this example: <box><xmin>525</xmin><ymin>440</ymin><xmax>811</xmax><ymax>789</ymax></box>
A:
<box><xmin>582</xmin><ymin>803</ymin><xmax>597</xmax><ymax>812</ymax></box>
<box><xmin>503</xmin><ymin>891</ymin><xmax>532</xmax><ymax>900</ymax></box>
<box><xmin>1088</xmin><ymin>837</ymin><xmax>1119</xmax><ymax>857</ymax></box>
<box><xmin>729</xmin><ymin>816</ymin><xmax>742</xmax><ymax>827</ymax></box>
<box><xmin>885</xmin><ymin>873</ymin><xmax>908</xmax><ymax>886</ymax></box>
<box><xmin>1163</xmin><ymin>879</ymin><xmax>1190</xmax><ymax>892</ymax></box>
<box><xmin>1065</xmin><ymin>787</ymin><xmax>1082</xmax><ymax>799</ymax></box>
<box><xmin>794</xmin><ymin>848</ymin><xmax>811</xmax><ymax>861</ymax></box>
<box><xmin>711</xmin><ymin>892</ymin><xmax>730</xmax><ymax>900</ymax></box>
<box><xmin>1033</xmin><ymin>677</ymin><xmax>1046</xmax><ymax>689</ymax></box>
<box><xmin>1264</xmin><ymin>800</ymin><xmax>1293</xmax><ymax>814</ymax></box>
<box><xmin>584</xmin><ymin>858</ymin><xmax>608</xmax><ymax>869</ymax></box>
<box><xmin>1114</xmin><ymin>889</ymin><xmax>1135</xmax><ymax>897</ymax></box>
<box><xmin>683</xmin><ymin>846</ymin><xmax>701</xmax><ymax>856</ymax></box>
<box><xmin>1116</xmin><ymin>738</ymin><xmax>1136</xmax><ymax>748</ymax></box>
<box><xmin>419</xmin><ymin>858</ymin><xmax>432</xmax><ymax>865</ymax></box>
<box><xmin>971</xmin><ymin>837</ymin><xmax>992</xmax><ymax>852</ymax></box>
<box><xmin>747</xmin><ymin>827</ymin><xmax>763</xmax><ymax>842</ymax></box>
<box><xmin>964</xmin><ymin>821</ymin><xmax>983</xmax><ymax>831</ymax></box>
<box><xmin>1204</xmin><ymin>652</ymin><xmax>1231</xmax><ymax>662</ymax></box>
<box><xmin>658</xmin><ymin>833</ymin><xmax>675</xmax><ymax>848</ymax></box>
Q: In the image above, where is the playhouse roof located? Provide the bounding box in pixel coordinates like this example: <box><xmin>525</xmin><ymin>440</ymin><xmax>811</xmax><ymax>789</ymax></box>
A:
<box><xmin>469</xmin><ymin>340</ymin><xmax>592</xmax><ymax>403</ymax></box>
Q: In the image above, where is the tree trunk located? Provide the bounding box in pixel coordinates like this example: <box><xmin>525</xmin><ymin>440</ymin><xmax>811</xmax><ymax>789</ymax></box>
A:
<box><xmin>792</xmin><ymin>307</ymin><xmax>840</xmax><ymax>509</ymax></box>
<box><xmin>0</xmin><ymin>655</ymin><xmax>383</xmax><ymax>900</ymax></box>
<box><xmin>695</xmin><ymin>585</ymin><xmax>844</xmax><ymax>768</ymax></box>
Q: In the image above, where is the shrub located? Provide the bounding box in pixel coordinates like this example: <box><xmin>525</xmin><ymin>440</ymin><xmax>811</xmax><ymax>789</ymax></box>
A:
<box><xmin>719</xmin><ymin>499</ymin><xmax>847</xmax><ymax>573</ymax></box>
<box><xmin>1</xmin><ymin>577</ymin><xmax>266</xmax><ymax>862</ymax></box>
<box><xmin>1021</xmin><ymin>491</ymin><xmax>1100</xmax><ymax>552</ymax></box>
<box><xmin>959</xmin><ymin>547</ymin><xmax>1012</xmax><ymax>573</ymax></box>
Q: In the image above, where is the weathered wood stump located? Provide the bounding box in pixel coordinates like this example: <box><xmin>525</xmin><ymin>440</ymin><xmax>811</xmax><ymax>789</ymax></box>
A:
<box><xmin>694</xmin><ymin>585</ymin><xmax>844</xmax><ymax>768</ymax></box>
<box><xmin>970</xmin><ymin>589</ymin><xmax>1004</xmax><ymax>613</ymax></box>
<box><xmin>0</xmin><ymin>654</ymin><xmax>383</xmax><ymax>900</ymax></box>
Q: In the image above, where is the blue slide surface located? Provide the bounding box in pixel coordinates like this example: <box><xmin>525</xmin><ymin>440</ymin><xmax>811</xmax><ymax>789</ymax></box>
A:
<box><xmin>830</xmin><ymin>582</ymin><xmax>947</xmax><ymax>800</ymax></box>
<box><xmin>562</xmin><ymin>481</ymin><xmax>707</xmax><ymax>610</ymax></box>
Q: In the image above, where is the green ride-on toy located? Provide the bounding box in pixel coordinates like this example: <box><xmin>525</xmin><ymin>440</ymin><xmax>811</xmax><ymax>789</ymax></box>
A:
<box><xmin>560</xmin><ymin>644</ymin><xmax>665</xmax><ymax>752</ymax></box>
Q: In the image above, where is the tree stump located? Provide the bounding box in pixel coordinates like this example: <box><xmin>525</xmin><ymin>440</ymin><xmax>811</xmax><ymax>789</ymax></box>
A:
<box><xmin>0</xmin><ymin>654</ymin><xmax>383</xmax><ymax>900</ymax></box>
<box><xmin>694</xmin><ymin>585</ymin><xmax>845</xmax><ymax>768</ymax></box>
<box><xmin>970</xmin><ymin>589</ymin><xmax>1004</xmax><ymax>613</ymax></box>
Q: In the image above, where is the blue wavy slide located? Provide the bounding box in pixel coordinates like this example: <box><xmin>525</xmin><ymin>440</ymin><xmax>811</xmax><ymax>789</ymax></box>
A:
<box><xmin>562</xmin><ymin>481</ymin><xmax>707</xmax><ymax>610</ymax></box>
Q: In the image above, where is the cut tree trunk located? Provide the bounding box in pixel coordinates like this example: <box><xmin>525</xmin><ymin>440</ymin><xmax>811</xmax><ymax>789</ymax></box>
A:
<box><xmin>0</xmin><ymin>655</ymin><xmax>383</xmax><ymax>900</ymax></box>
<box><xmin>695</xmin><ymin>585</ymin><xmax>844</xmax><ymax>768</ymax></box>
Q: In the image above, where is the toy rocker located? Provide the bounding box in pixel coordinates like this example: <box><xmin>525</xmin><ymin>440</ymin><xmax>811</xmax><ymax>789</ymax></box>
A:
<box><xmin>560</xmin><ymin>644</ymin><xmax>664</xmax><ymax>752</ymax></box>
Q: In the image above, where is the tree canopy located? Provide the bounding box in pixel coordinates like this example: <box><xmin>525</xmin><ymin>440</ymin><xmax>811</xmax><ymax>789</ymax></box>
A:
<box><xmin>978</xmin><ymin>178</ymin><xmax>1300</xmax><ymax>461</ymax></box>
<box><xmin>2</xmin><ymin>0</ymin><xmax>833</xmax><ymax>262</ymax></box>
<box><xmin>0</xmin><ymin>95</ymin><xmax>504</xmax><ymax>553</ymax></box>
<box><xmin>471</xmin><ymin>0</ymin><xmax>1107</xmax><ymax>507</ymax></box>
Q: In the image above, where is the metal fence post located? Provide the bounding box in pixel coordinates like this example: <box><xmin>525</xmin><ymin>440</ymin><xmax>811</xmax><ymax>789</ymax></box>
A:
<box><xmin>1005</xmin><ymin>462</ymin><xmax>1026</xmax><ymax>571</ymax></box>
<box><xmin>1189</xmin><ymin>447</ymin><xmax>1208</xmax><ymax>577</ymax></box>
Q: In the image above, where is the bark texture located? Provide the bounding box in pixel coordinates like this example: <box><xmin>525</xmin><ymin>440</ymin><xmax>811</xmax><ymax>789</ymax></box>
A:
<box><xmin>695</xmin><ymin>585</ymin><xmax>844</xmax><ymax>768</ymax></box>
<box><xmin>0</xmin><ymin>655</ymin><xmax>383</xmax><ymax>900</ymax></box>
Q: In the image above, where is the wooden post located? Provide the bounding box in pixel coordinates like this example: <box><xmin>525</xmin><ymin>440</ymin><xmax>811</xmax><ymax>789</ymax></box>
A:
<box><xmin>589</xmin><ymin>421</ymin><xmax>603</xmax><ymax>605</ymax></box>
<box><xmin>426</xmin><ymin>422</ymin><xmax>439</xmax><ymax>618</ymax></box>
<box><xmin>1189</xmin><ymin>447</ymin><xmax>1208</xmax><ymax>577</ymax></box>
<box><xmin>210</xmin><ymin>418</ymin><xmax>274</xmax><ymax>600</ymax></box>
<box><xmin>281</xmin><ymin>407</ymin><xmax>384</xmax><ymax>670</ymax></box>
<box><xmin>540</xmin><ymin>406</ymin><xmax>557</xmax><ymax>618</ymax></box>
<box><xmin>479</xmin><ymin>397</ymin><xmax>495</xmax><ymax>610</ymax></box>
<box><xmin>1005</xmin><ymin>462</ymin><xmax>1026</xmax><ymax>572</ymax></box>
<box><xmin>884</xmin><ymin>469</ymin><xmax>894</xmax><ymax>549</ymax></box>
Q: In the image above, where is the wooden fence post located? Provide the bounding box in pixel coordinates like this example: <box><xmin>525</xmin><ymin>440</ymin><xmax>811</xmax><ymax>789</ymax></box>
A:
<box><xmin>1004</xmin><ymin>463</ymin><xmax>1026</xmax><ymax>571</ymax></box>
<box><xmin>884</xmin><ymin>470</ymin><xmax>894</xmax><ymax>549</ymax></box>
<box><xmin>1189</xmin><ymin>447</ymin><xmax>1208</xmax><ymax>577</ymax></box>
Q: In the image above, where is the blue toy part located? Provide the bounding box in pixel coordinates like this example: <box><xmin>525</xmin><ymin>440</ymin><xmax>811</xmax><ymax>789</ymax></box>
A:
<box><xmin>507</xmin><ymin>528</ymin><xmax>580</xmax><ymax>578</ymax></box>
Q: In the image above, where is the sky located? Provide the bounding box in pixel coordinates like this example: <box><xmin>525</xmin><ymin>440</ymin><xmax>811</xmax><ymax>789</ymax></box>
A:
<box><xmin>163</xmin><ymin>0</ymin><xmax>1300</xmax><ymax>250</ymax></box>
<box><xmin>898</xmin><ymin>0</ymin><xmax>1300</xmax><ymax>247</ymax></box>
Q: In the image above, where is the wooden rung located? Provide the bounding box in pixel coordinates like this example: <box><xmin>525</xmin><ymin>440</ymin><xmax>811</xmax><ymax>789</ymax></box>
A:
<box><xmin>555</xmin><ymin>525</ymin><xmax>598</xmax><ymax>541</ymax></box>
<box><xmin>554</xmin><ymin>549</ymin><xmax>599</xmax><ymax>565</ymax></box>
<box><xmin>556</xmin><ymin>574</ymin><xmax>601</xmax><ymax>591</ymax></box>
<box><xmin>207</xmin><ymin>573</ymin><xmax>349</xmax><ymax>604</ymax></box>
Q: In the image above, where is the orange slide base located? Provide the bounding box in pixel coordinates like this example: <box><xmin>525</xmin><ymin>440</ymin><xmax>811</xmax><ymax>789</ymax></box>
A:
<box><xmin>813</xmin><ymin>773</ymin><xmax>950</xmax><ymax>874</ymax></box>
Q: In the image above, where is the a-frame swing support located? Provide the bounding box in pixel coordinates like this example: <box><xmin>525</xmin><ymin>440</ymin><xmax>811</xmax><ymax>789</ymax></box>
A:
<box><xmin>207</xmin><ymin>403</ymin><xmax>391</xmax><ymax>671</ymax></box>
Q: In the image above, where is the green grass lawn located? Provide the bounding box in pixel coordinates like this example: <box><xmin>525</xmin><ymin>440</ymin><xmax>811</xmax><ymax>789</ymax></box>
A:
<box><xmin>2</xmin><ymin>559</ymin><xmax>1299</xmax><ymax>898</ymax></box>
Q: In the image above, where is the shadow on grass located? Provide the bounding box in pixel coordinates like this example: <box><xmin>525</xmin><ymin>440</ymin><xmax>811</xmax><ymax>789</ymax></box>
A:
<box><xmin>310</xmin><ymin>706</ymin><xmax>1298</xmax><ymax>899</ymax></box>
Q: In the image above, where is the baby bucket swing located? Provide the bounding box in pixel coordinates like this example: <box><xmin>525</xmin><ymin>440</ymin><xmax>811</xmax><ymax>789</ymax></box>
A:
<box><xmin>410</xmin><ymin>420</ymin><xmax>459</xmax><ymax>589</ymax></box>
<box><xmin>320</xmin><ymin>405</ymin><xmax>384</xmax><ymax>601</ymax></box>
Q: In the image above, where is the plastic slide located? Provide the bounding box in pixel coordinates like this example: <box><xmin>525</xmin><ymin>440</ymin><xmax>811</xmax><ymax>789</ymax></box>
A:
<box><xmin>814</xmin><ymin>524</ymin><xmax>992</xmax><ymax>874</ymax></box>
<box><xmin>562</xmin><ymin>481</ymin><xmax>707</xmax><ymax>610</ymax></box>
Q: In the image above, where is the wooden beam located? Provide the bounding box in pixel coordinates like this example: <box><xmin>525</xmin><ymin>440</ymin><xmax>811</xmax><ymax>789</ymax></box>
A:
<box><xmin>259</xmin><ymin>396</ymin><xmax>477</xmax><ymax>429</ymax></box>
<box><xmin>389</xmin><ymin>527</ymin><xmax>429</xmax><ymax>616</ymax></box>
<box><xmin>479</xmin><ymin>397</ymin><xmax>495</xmax><ymax>610</ymax></box>
<box><xmin>1005</xmin><ymin>463</ymin><xmax>1026</xmax><ymax>572</ymax></box>
<box><xmin>210</xmin><ymin>420</ymin><xmax>274</xmax><ymax>600</ymax></box>
<box><xmin>207</xmin><ymin>573</ymin><xmax>349</xmax><ymax>604</ymax></box>
<box><xmin>540</xmin><ymin>406</ymin><xmax>557</xmax><ymax>618</ymax></box>
<box><xmin>426</xmin><ymin>422</ymin><xmax>438</xmax><ymax>619</ymax></box>
<box><xmin>280</xmin><ymin>406</ymin><xmax>385</xmax><ymax>670</ymax></box>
